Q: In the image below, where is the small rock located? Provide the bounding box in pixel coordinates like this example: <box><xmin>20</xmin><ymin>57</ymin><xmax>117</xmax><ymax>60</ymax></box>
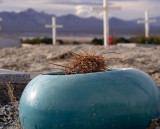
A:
<box><xmin>0</xmin><ymin>118</ymin><xmax>4</xmax><ymax>122</ymax></box>
<box><xmin>7</xmin><ymin>107</ymin><xmax>14</xmax><ymax>113</ymax></box>
<box><xmin>4</xmin><ymin>105</ymin><xmax>9</xmax><ymax>108</ymax></box>
<box><xmin>9</xmin><ymin>101</ymin><xmax>19</xmax><ymax>105</ymax></box>
<box><xmin>0</xmin><ymin>109</ymin><xmax>4</xmax><ymax>116</ymax></box>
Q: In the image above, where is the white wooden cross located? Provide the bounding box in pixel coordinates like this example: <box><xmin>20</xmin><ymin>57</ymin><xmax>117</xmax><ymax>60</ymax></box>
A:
<box><xmin>0</xmin><ymin>0</ymin><xmax>3</xmax><ymax>33</ymax></box>
<box><xmin>45</xmin><ymin>17</ymin><xmax>63</xmax><ymax>45</ymax></box>
<box><xmin>92</xmin><ymin>0</ymin><xmax>121</xmax><ymax>47</ymax></box>
<box><xmin>137</xmin><ymin>10</ymin><xmax>156</xmax><ymax>38</ymax></box>
<box><xmin>0</xmin><ymin>0</ymin><xmax>3</xmax><ymax>22</ymax></box>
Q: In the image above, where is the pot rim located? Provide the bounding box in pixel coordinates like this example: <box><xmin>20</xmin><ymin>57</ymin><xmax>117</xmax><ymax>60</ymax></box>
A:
<box><xmin>43</xmin><ymin>68</ymin><xmax>134</xmax><ymax>76</ymax></box>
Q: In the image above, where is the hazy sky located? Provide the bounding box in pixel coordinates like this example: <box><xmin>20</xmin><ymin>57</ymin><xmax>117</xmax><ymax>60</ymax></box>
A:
<box><xmin>0</xmin><ymin>0</ymin><xmax>159</xmax><ymax>20</ymax></box>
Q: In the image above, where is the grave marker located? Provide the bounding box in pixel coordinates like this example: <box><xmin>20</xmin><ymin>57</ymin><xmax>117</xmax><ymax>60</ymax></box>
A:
<box><xmin>137</xmin><ymin>10</ymin><xmax>156</xmax><ymax>38</ymax></box>
<box><xmin>0</xmin><ymin>69</ymin><xmax>30</xmax><ymax>83</ymax></box>
<box><xmin>92</xmin><ymin>0</ymin><xmax>121</xmax><ymax>47</ymax></box>
<box><xmin>45</xmin><ymin>17</ymin><xmax>63</xmax><ymax>45</ymax></box>
<box><xmin>0</xmin><ymin>0</ymin><xmax>3</xmax><ymax>32</ymax></box>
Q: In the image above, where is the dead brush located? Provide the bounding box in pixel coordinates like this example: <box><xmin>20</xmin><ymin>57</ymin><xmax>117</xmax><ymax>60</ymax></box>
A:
<box><xmin>49</xmin><ymin>51</ymin><xmax>121</xmax><ymax>74</ymax></box>
<box><xmin>5</xmin><ymin>83</ymin><xmax>23</xmax><ymax>129</ymax></box>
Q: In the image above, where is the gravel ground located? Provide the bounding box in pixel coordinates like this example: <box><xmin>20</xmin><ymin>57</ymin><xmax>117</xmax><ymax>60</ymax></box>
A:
<box><xmin>0</xmin><ymin>44</ymin><xmax>159</xmax><ymax>81</ymax></box>
<box><xmin>0</xmin><ymin>102</ymin><xmax>20</xmax><ymax>129</ymax></box>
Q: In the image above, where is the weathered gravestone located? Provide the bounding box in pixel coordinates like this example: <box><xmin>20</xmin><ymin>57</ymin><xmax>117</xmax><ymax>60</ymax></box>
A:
<box><xmin>0</xmin><ymin>37</ymin><xmax>21</xmax><ymax>49</ymax></box>
<box><xmin>0</xmin><ymin>69</ymin><xmax>30</xmax><ymax>103</ymax></box>
<box><xmin>137</xmin><ymin>10</ymin><xmax>156</xmax><ymax>38</ymax></box>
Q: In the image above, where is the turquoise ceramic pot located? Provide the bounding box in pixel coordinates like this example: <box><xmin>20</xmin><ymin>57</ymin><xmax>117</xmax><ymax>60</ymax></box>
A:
<box><xmin>19</xmin><ymin>68</ymin><xmax>160</xmax><ymax>129</ymax></box>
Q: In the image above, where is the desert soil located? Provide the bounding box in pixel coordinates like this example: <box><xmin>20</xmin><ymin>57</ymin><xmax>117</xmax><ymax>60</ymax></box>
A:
<box><xmin>0</xmin><ymin>44</ymin><xmax>159</xmax><ymax>82</ymax></box>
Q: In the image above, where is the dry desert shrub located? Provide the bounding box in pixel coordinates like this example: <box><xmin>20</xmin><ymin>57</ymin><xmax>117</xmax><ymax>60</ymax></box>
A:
<box><xmin>5</xmin><ymin>83</ymin><xmax>23</xmax><ymax>129</ymax></box>
<box><xmin>49</xmin><ymin>51</ymin><xmax>121</xmax><ymax>74</ymax></box>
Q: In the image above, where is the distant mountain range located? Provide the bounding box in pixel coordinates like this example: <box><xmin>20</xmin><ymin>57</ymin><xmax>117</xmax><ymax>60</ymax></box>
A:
<box><xmin>0</xmin><ymin>8</ymin><xmax>160</xmax><ymax>38</ymax></box>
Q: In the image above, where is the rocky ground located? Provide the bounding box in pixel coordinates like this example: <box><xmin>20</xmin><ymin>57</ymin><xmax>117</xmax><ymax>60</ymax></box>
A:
<box><xmin>0</xmin><ymin>102</ymin><xmax>20</xmax><ymax>129</ymax></box>
<box><xmin>0</xmin><ymin>43</ymin><xmax>160</xmax><ymax>129</ymax></box>
<box><xmin>0</xmin><ymin>44</ymin><xmax>160</xmax><ymax>81</ymax></box>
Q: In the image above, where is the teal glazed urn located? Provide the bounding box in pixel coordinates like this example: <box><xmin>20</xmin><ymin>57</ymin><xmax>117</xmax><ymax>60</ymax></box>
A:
<box><xmin>19</xmin><ymin>68</ymin><xmax>160</xmax><ymax>129</ymax></box>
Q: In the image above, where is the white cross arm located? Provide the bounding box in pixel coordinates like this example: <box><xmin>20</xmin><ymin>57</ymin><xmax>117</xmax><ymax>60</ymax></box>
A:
<box><xmin>149</xmin><ymin>20</ymin><xmax>157</xmax><ymax>23</ymax></box>
<box><xmin>137</xmin><ymin>20</ymin><xmax>145</xmax><ymax>24</ymax></box>
<box><xmin>137</xmin><ymin>20</ymin><xmax>157</xmax><ymax>24</ymax></box>
<box><xmin>108</xmin><ymin>6</ymin><xmax>121</xmax><ymax>10</ymax></box>
<box><xmin>0</xmin><ymin>18</ymin><xmax>2</xmax><ymax>22</ymax></box>
<box><xmin>45</xmin><ymin>25</ymin><xmax>53</xmax><ymax>28</ymax></box>
<box><xmin>56</xmin><ymin>25</ymin><xmax>63</xmax><ymax>28</ymax></box>
<box><xmin>91</xmin><ymin>6</ymin><xmax>104</xmax><ymax>11</ymax></box>
<box><xmin>92</xmin><ymin>6</ymin><xmax>121</xmax><ymax>12</ymax></box>
<box><xmin>45</xmin><ymin>25</ymin><xmax>63</xmax><ymax>28</ymax></box>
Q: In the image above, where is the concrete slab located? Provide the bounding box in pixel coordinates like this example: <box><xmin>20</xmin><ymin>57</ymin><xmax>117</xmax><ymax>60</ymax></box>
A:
<box><xmin>0</xmin><ymin>69</ymin><xmax>30</xmax><ymax>83</ymax></box>
<box><xmin>117</xmin><ymin>43</ymin><xmax>159</xmax><ymax>48</ymax></box>
<box><xmin>0</xmin><ymin>38</ymin><xmax>21</xmax><ymax>49</ymax></box>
